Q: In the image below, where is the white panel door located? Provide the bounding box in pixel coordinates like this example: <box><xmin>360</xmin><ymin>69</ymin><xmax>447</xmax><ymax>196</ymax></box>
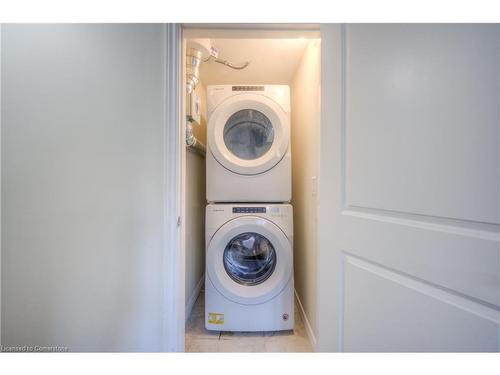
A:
<box><xmin>318</xmin><ymin>24</ymin><xmax>500</xmax><ymax>352</ymax></box>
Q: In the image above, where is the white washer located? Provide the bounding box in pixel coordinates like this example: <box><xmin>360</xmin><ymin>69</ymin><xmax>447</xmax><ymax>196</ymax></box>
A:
<box><xmin>206</xmin><ymin>85</ymin><xmax>291</xmax><ymax>202</ymax></box>
<box><xmin>205</xmin><ymin>203</ymin><xmax>294</xmax><ymax>332</ymax></box>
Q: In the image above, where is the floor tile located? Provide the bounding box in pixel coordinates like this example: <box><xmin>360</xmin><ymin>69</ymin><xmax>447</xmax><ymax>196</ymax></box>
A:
<box><xmin>186</xmin><ymin>338</ymin><xmax>220</xmax><ymax>352</ymax></box>
<box><xmin>218</xmin><ymin>337</ymin><xmax>266</xmax><ymax>352</ymax></box>
<box><xmin>185</xmin><ymin>291</ymin><xmax>313</xmax><ymax>353</ymax></box>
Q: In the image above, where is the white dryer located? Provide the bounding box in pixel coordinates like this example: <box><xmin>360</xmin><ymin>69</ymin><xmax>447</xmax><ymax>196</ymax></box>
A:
<box><xmin>206</xmin><ymin>85</ymin><xmax>291</xmax><ymax>202</ymax></box>
<box><xmin>205</xmin><ymin>203</ymin><xmax>294</xmax><ymax>332</ymax></box>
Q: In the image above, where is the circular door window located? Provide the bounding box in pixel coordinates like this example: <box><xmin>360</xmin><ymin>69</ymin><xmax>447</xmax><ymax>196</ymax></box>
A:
<box><xmin>223</xmin><ymin>109</ymin><xmax>274</xmax><ymax>160</ymax></box>
<box><xmin>223</xmin><ymin>232</ymin><xmax>277</xmax><ymax>286</ymax></box>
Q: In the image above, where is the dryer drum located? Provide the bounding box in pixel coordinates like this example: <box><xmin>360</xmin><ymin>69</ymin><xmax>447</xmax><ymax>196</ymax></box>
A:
<box><xmin>223</xmin><ymin>109</ymin><xmax>275</xmax><ymax>160</ymax></box>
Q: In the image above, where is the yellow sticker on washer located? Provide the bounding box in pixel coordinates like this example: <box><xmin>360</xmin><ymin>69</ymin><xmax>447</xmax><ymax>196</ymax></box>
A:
<box><xmin>208</xmin><ymin>312</ymin><xmax>224</xmax><ymax>325</ymax></box>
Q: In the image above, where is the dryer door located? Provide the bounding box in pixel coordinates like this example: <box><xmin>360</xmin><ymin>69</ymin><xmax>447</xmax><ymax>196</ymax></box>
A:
<box><xmin>207</xmin><ymin>216</ymin><xmax>292</xmax><ymax>305</ymax></box>
<box><xmin>208</xmin><ymin>93</ymin><xmax>289</xmax><ymax>175</ymax></box>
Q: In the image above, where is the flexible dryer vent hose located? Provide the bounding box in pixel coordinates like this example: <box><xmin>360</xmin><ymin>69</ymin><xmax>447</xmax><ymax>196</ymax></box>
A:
<box><xmin>212</xmin><ymin>58</ymin><xmax>250</xmax><ymax>70</ymax></box>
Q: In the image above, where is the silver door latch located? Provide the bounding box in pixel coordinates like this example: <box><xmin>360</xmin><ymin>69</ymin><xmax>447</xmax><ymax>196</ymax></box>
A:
<box><xmin>177</xmin><ymin>216</ymin><xmax>181</xmax><ymax>227</ymax></box>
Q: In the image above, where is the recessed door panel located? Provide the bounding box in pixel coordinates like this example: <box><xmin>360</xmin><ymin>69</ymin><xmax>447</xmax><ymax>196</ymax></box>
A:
<box><xmin>343</xmin><ymin>255</ymin><xmax>499</xmax><ymax>352</ymax></box>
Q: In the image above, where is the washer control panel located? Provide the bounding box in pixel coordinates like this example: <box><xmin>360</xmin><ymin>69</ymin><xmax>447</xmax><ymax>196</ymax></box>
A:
<box><xmin>232</xmin><ymin>207</ymin><xmax>267</xmax><ymax>214</ymax></box>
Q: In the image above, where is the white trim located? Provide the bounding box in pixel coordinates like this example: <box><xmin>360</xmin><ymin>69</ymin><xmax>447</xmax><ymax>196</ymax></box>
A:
<box><xmin>162</xmin><ymin>23</ymin><xmax>184</xmax><ymax>352</ymax></box>
<box><xmin>0</xmin><ymin>24</ymin><xmax>3</xmax><ymax>346</ymax></box>
<box><xmin>185</xmin><ymin>275</ymin><xmax>204</xmax><ymax>322</ymax></box>
<box><xmin>182</xmin><ymin>24</ymin><xmax>320</xmax><ymax>39</ymax></box>
<box><xmin>317</xmin><ymin>23</ymin><xmax>342</xmax><ymax>352</ymax></box>
<box><xmin>294</xmin><ymin>289</ymin><xmax>317</xmax><ymax>351</ymax></box>
<box><xmin>179</xmin><ymin>27</ymin><xmax>188</xmax><ymax>351</ymax></box>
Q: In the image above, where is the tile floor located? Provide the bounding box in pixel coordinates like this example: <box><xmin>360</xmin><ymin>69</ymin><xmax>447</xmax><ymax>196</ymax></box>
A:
<box><xmin>185</xmin><ymin>291</ymin><xmax>313</xmax><ymax>352</ymax></box>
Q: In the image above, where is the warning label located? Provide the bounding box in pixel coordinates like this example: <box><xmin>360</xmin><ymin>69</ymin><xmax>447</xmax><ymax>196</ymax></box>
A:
<box><xmin>208</xmin><ymin>312</ymin><xmax>224</xmax><ymax>325</ymax></box>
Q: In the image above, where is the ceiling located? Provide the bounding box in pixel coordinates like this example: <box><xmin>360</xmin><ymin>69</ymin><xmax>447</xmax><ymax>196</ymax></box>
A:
<box><xmin>198</xmin><ymin>38</ymin><xmax>311</xmax><ymax>86</ymax></box>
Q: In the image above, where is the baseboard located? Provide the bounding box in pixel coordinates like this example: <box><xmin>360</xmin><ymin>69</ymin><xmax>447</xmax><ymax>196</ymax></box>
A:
<box><xmin>186</xmin><ymin>275</ymin><xmax>204</xmax><ymax>322</ymax></box>
<box><xmin>294</xmin><ymin>289</ymin><xmax>317</xmax><ymax>351</ymax></box>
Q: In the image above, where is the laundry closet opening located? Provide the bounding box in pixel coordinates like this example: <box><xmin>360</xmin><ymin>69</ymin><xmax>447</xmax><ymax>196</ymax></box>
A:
<box><xmin>181</xmin><ymin>27</ymin><xmax>321</xmax><ymax>352</ymax></box>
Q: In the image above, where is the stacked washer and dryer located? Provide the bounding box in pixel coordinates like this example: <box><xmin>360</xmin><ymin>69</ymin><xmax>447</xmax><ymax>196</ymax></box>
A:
<box><xmin>205</xmin><ymin>85</ymin><xmax>294</xmax><ymax>332</ymax></box>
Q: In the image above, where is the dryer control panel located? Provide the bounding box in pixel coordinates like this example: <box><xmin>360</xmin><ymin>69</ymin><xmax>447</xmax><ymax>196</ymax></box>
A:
<box><xmin>232</xmin><ymin>207</ymin><xmax>266</xmax><ymax>214</ymax></box>
<box><xmin>232</xmin><ymin>85</ymin><xmax>265</xmax><ymax>91</ymax></box>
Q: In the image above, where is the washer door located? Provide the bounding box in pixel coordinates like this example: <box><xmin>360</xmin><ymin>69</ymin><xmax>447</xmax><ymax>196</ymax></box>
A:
<box><xmin>208</xmin><ymin>94</ymin><xmax>289</xmax><ymax>175</ymax></box>
<box><xmin>207</xmin><ymin>216</ymin><xmax>292</xmax><ymax>305</ymax></box>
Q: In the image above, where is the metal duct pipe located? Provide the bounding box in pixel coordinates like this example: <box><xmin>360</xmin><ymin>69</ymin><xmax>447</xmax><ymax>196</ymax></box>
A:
<box><xmin>186</xmin><ymin>47</ymin><xmax>203</xmax><ymax>94</ymax></box>
<box><xmin>184</xmin><ymin>39</ymin><xmax>250</xmax><ymax>157</ymax></box>
<box><xmin>186</xmin><ymin>38</ymin><xmax>251</xmax><ymax>94</ymax></box>
<box><xmin>186</xmin><ymin>39</ymin><xmax>211</xmax><ymax>94</ymax></box>
<box><xmin>186</xmin><ymin>121</ymin><xmax>206</xmax><ymax>157</ymax></box>
<box><xmin>185</xmin><ymin>40</ymin><xmax>211</xmax><ymax>157</ymax></box>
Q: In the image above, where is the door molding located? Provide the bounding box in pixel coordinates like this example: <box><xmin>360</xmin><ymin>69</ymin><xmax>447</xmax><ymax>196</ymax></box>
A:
<box><xmin>162</xmin><ymin>23</ymin><xmax>185</xmax><ymax>352</ymax></box>
<box><xmin>317</xmin><ymin>24</ymin><xmax>343</xmax><ymax>352</ymax></box>
<box><xmin>0</xmin><ymin>24</ymin><xmax>3</xmax><ymax>346</ymax></box>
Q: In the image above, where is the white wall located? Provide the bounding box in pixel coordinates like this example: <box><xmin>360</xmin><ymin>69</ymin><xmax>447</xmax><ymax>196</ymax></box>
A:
<box><xmin>185</xmin><ymin>152</ymin><xmax>205</xmax><ymax>314</ymax></box>
<box><xmin>185</xmin><ymin>82</ymin><xmax>207</xmax><ymax>318</ymax></box>
<box><xmin>1</xmin><ymin>24</ymin><xmax>168</xmax><ymax>352</ymax></box>
<box><xmin>290</xmin><ymin>40</ymin><xmax>321</xmax><ymax>347</ymax></box>
<box><xmin>192</xmin><ymin>82</ymin><xmax>207</xmax><ymax>145</ymax></box>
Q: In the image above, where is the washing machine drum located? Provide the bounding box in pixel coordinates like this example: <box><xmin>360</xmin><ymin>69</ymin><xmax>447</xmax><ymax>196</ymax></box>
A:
<box><xmin>208</xmin><ymin>93</ymin><xmax>289</xmax><ymax>176</ymax></box>
<box><xmin>223</xmin><ymin>231</ymin><xmax>277</xmax><ymax>286</ymax></box>
<box><xmin>207</xmin><ymin>216</ymin><xmax>292</xmax><ymax>305</ymax></box>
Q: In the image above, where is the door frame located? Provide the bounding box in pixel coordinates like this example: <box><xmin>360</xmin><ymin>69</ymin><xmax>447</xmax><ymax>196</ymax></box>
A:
<box><xmin>316</xmin><ymin>23</ymin><xmax>342</xmax><ymax>352</ymax></box>
<box><xmin>0</xmin><ymin>24</ymin><xmax>3</xmax><ymax>346</ymax></box>
<box><xmin>171</xmin><ymin>23</ymin><xmax>321</xmax><ymax>352</ymax></box>
<box><xmin>162</xmin><ymin>23</ymin><xmax>185</xmax><ymax>352</ymax></box>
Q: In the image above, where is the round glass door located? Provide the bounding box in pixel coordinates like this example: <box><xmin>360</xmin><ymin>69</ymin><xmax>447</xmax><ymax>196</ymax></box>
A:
<box><xmin>223</xmin><ymin>232</ymin><xmax>277</xmax><ymax>286</ymax></box>
<box><xmin>223</xmin><ymin>109</ymin><xmax>274</xmax><ymax>160</ymax></box>
<box><xmin>208</xmin><ymin>94</ymin><xmax>289</xmax><ymax>175</ymax></box>
<box><xmin>207</xmin><ymin>215</ymin><xmax>292</xmax><ymax>304</ymax></box>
